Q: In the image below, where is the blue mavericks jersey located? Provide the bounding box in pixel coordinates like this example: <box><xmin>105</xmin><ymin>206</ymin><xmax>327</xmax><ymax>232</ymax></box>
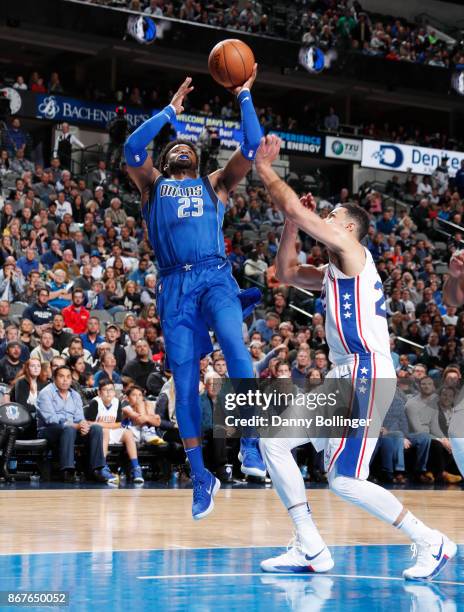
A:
<box><xmin>142</xmin><ymin>175</ymin><xmax>226</xmax><ymax>269</ymax></box>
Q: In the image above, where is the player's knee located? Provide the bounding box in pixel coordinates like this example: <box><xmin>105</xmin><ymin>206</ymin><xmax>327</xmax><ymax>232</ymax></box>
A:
<box><xmin>328</xmin><ymin>473</ymin><xmax>358</xmax><ymax>498</ymax></box>
<box><xmin>259</xmin><ymin>437</ymin><xmax>293</xmax><ymax>460</ymax></box>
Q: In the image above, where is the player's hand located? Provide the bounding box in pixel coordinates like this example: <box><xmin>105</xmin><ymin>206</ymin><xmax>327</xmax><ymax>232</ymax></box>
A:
<box><xmin>255</xmin><ymin>135</ymin><xmax>282</xmax><ymax>169</ymax></box>
<box><xmin>448</xmin><ymin>250</ymin><xmax>464</xmax><ymax>279</ymax></box>
<box><xmin>300</xmin><ymin>192</ymin><xmax>316</xmax><ymax>212</ymax></box>
<box><xmin>403</xmin><ymin>438</ymin><xmax>412</xmax><ymax>450</ymax></box>
<box><xmin>170</xmin><ymin>77</ymin><xmax>194</xmax><ymax>115</ymax></box>
<box><xmin>229</xmin><ymin>63</ymin><xmax>258</xmax><ymax>95</ymax></box>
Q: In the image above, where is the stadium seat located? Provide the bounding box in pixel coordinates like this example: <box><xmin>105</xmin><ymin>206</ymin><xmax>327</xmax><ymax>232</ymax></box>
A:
<box><xmin>90</xmin><ymin>310</ymin><xmax>114</xmax><ymax>326</ymax></box>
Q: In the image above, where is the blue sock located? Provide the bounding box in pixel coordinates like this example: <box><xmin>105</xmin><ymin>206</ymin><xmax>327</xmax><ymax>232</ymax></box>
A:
<box><xmin>185</xmin><ymin>446</ymin><xmax>207</xmax><ymax>479</ymax></box>
<box><xmin>130</xmin><ymin>458</ymin><xmax>140</xmax><ymax>469</ymax></box>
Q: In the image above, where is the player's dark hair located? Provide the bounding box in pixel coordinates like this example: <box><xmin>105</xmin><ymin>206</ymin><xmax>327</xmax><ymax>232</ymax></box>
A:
<box><xmin>157</xmin><ymin>139</ymin><xmax>198</xmax><ymax>177</ymax></box>
<box><xmin>340</xmin><ymin>203</ymin><xmax>370</xmax><ymax>240</ymax></box>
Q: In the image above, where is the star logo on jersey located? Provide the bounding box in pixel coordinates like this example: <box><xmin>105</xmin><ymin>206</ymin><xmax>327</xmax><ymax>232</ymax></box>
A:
<box><xmin>360</xmin><ymin>366</ymin><xmax>369</xmax><ymax>375</ymax></box>
<box><xmin>343</xmin><ymin>311</ymin><xmax>352</xmax><ymax>319</ymax></box>
<box><xmin>358</xmin><ymin>385</ymin><xmax>367</xmax><ymax>394</ymax></box>
<box><xmin>183</xmin><ymin>263</ymin><xmax>193</xmax><ymax>271</ymax></box>
<box><xmin>343</xmin><ymin>302</ymin><xmax>351</xmax><ymax>310</ymax></box>
<box><xmin>359</xmin><ymin>376</ymin><xmax>368</xmax><ymax>385</ymax></box>
<box><xmin>343</xmin><ymin>293</ymin><xmax>351</xmax><ymax>300</ymax></box>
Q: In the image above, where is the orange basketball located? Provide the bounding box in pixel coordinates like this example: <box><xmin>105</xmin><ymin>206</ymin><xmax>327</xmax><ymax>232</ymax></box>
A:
<box><xmin>208</xmin><ymin>39</ymin><xmax>255</xmax><ymax>89</ymax></box>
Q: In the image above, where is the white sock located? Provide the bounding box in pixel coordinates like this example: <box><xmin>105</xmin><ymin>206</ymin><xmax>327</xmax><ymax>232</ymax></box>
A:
<box><xmin>289</xmin><ymin>502</ymin><xmax>326</xmax><ymax>555</ymax></box>
<box><xmin>397</xmin><ymin>511</ymin><xmax>438</xmax><ymax>543</ymax></box>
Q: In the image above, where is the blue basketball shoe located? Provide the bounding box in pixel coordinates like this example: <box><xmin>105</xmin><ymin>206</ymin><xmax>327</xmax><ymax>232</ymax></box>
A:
<box><xmin>191</xmin><ymin>469</ymin><xmax>221</xmax><ymax>520</ymax></box>
<box><xmin>239</xmin><ymin>438</ymin><xmax>267</xmax><ymax>478</ymax></box>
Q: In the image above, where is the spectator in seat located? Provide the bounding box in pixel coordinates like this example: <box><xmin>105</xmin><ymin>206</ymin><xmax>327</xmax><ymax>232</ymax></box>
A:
<box><xmin>0</xmin><ymin>261</ymin><xmax>25</xmax><ymax>303</ymax></box>
<box><xmin>87</xmin><ymin>380</ymin><xmax>143</xmax><ymax>483</ymax></box>
<box><xmin>291</xmin><ymin>349</ymin><xmax>311</xmax><ymax>381</ymax></box>
<box><xmin>10</xmin><ymin>358</ymin><xmax>47</xmax><ymax>432</ymax></box>
<box><xmin>146</xmin><ymin>360</ymin><xmax>167</xmax><ymax>397</ymax></box>
<box><xmin>36</xmin><ymin>365</ymin><xmax>117</xmax><ymax>484</ymax></box>
<box><xmin>122</xmin><ymin>339</ymin><xmax>155</xmax><ymax>389</ymax></box>
<box><xmin>324</xmin><ymin>107</ymin><xmax>339</xmax><ymax>132</ymax></box>
<box><xmin>105</xmin><ymin>198</ymin><xmax>127</xmax><ymax>226</ymax></box>
<box><xmin>51</xmin><ymin>313</ymin><xmax>73</xmax><ymax>354</ymax></box>
<box><xmin>0</xmin><ymin>326</ymin><xmax>29</xmax><ymax>362</ymax></box>
<box><xmin>122</xmin><ymin>385</ymin><xmax>166</xmax><ymax>445</ymax></box>
<box><xmin>61</xmin><ymin>336</ymin><xmax>93</xmax><ymax>369</ymax></box>
<box><xmin>250</xmin><ymin>312</ymin><xmax>280</xmax><ymax>343</ymax></box>
<box><xmin>52</xmin><ymin>249</ymin><xmax>80</xmax><ymax>280</ymax></box>
<box><xmin>80</xmin><ymin>317</ymin><xmax>104</xmax><ymax>358</ymax></box>
<box><xmin>104</xmin><ymin>324</ymin><xmax>126</xmax><ymax>371</ymax></box>
<box><xmin>30</xmin><ymin>330</ymin><xmax>59</xmax><ymax>363</ymax></box>
<box><xmin>0</xmin><ymin>300</ymin><xmax>14</xmax><ymax>328</ymax></box>
<box><xmin>140</xmin><ymin>274</ymin><xmax>157</xmax><ymax>306</ymax></box>
<box><xmin>0</xmin><ymin>341</ymin><xmax>24</xmax><ymax>384</ymax></box>
<box><xmin>375</xmin><ymin>387</ymin><xmax>433</xmax><ymax>484</ymax></box>
<box><xmin>47</xmin><ymin>269</ymin><xmax>72</xmax><ymax>310</ymax></box>
<box><xmin>89</xmin><ymin>160</ymin><xmax>110</xmax><ymax>189</ymax></box>
<box><xmin>93</xmin><ymin>351</ymin><xmax>122</xmax><ymax>388</ymax></box>
<box><xmin>23</xmin><ymin>288</ymin><xmax>57</xmax><ymax>333</ymax></box>
<box><xmin>62</xmin><ymin>289</ymin><xmax>90</xmax><ymax>334</ymax></box>
<box><xmin>244</xmin><ymin>249</ymin><xmax>268</xmax><ymax>286</ymax></box>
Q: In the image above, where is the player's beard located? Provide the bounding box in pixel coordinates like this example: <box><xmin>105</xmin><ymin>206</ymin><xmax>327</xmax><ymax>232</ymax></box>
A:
<box><xmin>168</xmin><ymin>157</ymin><xmax>196</xmax><ymax>175</ymax></box>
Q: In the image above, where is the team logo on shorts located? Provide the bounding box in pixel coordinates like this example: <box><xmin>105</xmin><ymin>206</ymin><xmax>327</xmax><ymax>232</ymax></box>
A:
<box><xmin>5</xmin><ymin>405</ymin><xmax>19</xmax><ymax>420</ymax></box>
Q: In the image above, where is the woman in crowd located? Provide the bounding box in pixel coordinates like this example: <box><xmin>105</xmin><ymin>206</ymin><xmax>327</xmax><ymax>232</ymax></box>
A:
<box><xmin>137</xmin><ymin>303</ymin><xmax>159</xmax><ymax>329</ymax></box>
<box><xmin>93</xmin><ymin>351</ymin><xmax>122</xmax><ymax>388</ymax></box>
<box><xmin>10</xmin><ymin>358</ymin><xmax>48</xmax><ymax>437</ymax></box>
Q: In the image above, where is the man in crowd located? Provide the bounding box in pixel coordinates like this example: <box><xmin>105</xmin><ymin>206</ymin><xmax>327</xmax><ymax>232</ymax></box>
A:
<box><xmin>122</xmin><ymin>339</ymin><xmax>155</xmax><ymax>388</ymax></box>
<box><xmin>62</xmin><ymin>289</ymin><xmax>90</xmax><ymax>334</ymax></box>
<box><xmin>37</xmin><ymin>366</ymin><xmax>117</xmax><ymax>483</ymax></box>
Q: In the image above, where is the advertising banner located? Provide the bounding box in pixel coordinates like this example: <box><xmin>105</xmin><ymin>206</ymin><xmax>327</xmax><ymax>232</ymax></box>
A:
<box><xmin>362</xmin><ymin>139</ymin><xmax>464</xmax><ymax>176</ymax></box>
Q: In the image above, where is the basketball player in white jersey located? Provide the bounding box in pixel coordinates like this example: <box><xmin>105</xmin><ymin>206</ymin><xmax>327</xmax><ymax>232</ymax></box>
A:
<box><xmin>254</xmin><ymin>134</ymin><xmax>457</xmax><ymax>581</ymax></box>
<box><xmin>442</xmin><ymin>250</ymin><xmax>464</xmax><ymax>477</ymax></box>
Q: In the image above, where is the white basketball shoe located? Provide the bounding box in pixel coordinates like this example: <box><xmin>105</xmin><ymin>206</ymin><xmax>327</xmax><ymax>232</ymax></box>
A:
<box><xmin>403</xmin><ymin>531</ymin><xmax>457</xmax><ymax>581</ymax></box>
<box><xmin>261</xmin><ymin>535</ymin><xmax>334</xmax><ymax>574</ymax></box>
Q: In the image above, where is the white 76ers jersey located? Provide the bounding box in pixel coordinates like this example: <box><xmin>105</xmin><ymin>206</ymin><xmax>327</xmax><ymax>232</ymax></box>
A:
<box><xmin>321</xmin><ymin>247</ymin><xmax>392</xmax><ymax>365</ymax></box>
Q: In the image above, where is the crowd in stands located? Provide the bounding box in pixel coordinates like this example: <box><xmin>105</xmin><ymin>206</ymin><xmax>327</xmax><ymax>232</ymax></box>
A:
<box><xmin>0</xmin><ymin>103</ymin><xmax>464</xmax><ymax>486</ymax></box>
<box><xmin>83</xmin><ymin>0</ymin><xmax>464</xmax><ymax>70</ymax></box>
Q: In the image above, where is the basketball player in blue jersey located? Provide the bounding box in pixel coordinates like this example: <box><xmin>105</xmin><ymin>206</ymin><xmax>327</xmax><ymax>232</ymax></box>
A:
<box><xmin>124</xmin><ymin>72</ymin><xmax>266</xmax><ymax>520</ymax></box>
<box><xmin>253</xmin><ymin>134</ymin><xmax>456</xmax><ymax>581</ymax></box>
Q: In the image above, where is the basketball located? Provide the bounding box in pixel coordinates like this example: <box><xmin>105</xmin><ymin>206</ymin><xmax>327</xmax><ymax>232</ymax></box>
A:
<box><xmin>208</xmin><ymin>39</ymin><xmax>255</xmax><ymax>89</ymax></box>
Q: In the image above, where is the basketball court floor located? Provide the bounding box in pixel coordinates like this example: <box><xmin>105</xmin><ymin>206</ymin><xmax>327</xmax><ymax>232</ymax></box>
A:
<box><xmin>0</xmin><ymin>483</ymin><xmax>462</xmax><ymax>611</ymax></box>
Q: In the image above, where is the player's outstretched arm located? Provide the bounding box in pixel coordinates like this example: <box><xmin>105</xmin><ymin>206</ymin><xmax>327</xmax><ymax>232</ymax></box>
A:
<box><xmin>443</xmin><ymin>251</ymin><xmax>464</xmax><ymax>306</ymax></box>
<box><xmin>255</xmin><ymin>135</ymin><xmax>348</xmax><ymax>253</ymax></box>
<box><xmin>124</xmin><ymin>77</ymin><xmax>194</xmax><ymax>199</ymax></box>
<box><xmin>276</xmin><ymin>217</ymin><xmax>327</xmax><ymax>290</ymax></box>
<box><xmin>211</xmin><ymin>64</ymin><xmax>261</xmax><ymax>199</ymax></box>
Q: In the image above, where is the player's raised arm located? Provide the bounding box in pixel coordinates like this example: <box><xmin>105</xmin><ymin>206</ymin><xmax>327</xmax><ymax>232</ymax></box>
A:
<box><xmin>124</xmin><ymin>77</ymin><xmax>194</xmax><ymax>200</ymax></box>
<box><xmin>276</xmin><ymin>211</ymin><xmax>326</xmax><ymax>290</ymax></box>
<box><xmin>443</xmin><ymin>251</ymin><xmax>464</xmax><ymax>306</ymax></box>
<box><xmin>211</xmin><ymin>64</ymin><xmax>262</xmax><ymax>198</ymax></box>
<box><xmin>255</xmin><ymin>135</ymin><xmax>351</xmax><ymax>254</ymax></box>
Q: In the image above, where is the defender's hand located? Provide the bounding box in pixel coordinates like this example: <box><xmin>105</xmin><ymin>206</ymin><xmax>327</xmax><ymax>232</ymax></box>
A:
<box><xmin>255</xmin><ymin>135</ymin><xmax>282</xmax><ymax>169</ymax></box>
<box><xmin>448</xmin><ymin>250</ymin><xmax>464</xmax><ymax>279</ymax></box>
<box><xmin>228</xmin><ymin>63</ymin><xmax>258</xmax><ymax>95</ymax></box>
<box><xmin>170</xmin><ymin>77</ymin><xmax>194</xmax><ymax>115</ymax></box>
<box><xmin>300</xmin><ymin>192</ymin><xmax>316</xmax><ymax>212</ymax></box>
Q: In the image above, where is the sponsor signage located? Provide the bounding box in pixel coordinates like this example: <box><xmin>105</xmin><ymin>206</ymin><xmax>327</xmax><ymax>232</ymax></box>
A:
<box><xmin>4</xmin><ymin>90</ymin><xmax>324</xmax><ymax>157</ymax></box>
<box><xmin>362</xmin><ymin>139</ymin><xmax>464</xmax><ymax>177</ymax></box>
<box><xmin>325</xmin><ymin>136</ymin><xmax>362</xmax><ymax>161</ymax></box>
<box><xmin>269</xmin><ymin>131</ymin><xmax>324</xmax><ymax>155</ymax></box>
